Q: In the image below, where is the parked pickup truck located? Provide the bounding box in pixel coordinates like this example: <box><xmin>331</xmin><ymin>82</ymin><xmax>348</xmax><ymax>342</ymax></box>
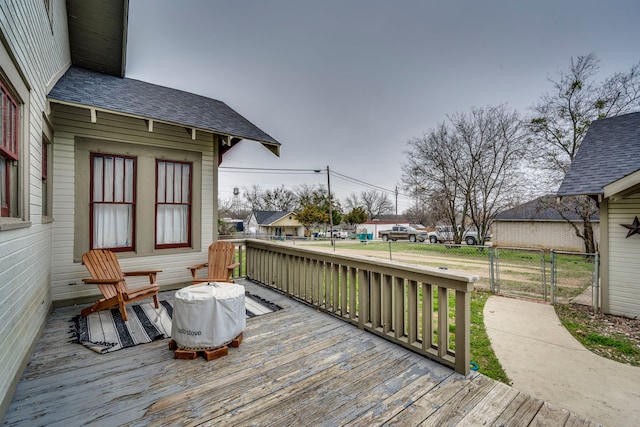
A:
<box><xmin>380</xmin><ymin>226</ymin><xmax>428</xmax><ymax>243</ymax></box>
<box><xmin>427</xmin><ymin>225</ymin><xmax>487</xmax><ymax>245</ymax></box>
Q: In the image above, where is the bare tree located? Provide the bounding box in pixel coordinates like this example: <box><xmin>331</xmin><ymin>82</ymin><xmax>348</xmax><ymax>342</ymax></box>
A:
<box><xmin>343</xmin><ymin>193</ymin><xmax>361</xmax><ymax>211</ymax></box>
<box><xmin>529</xmin><ymin>54</ymin><xmax>640</xmax><ymax>252</ymax></box>
<box><xmin>359</xmin><ymin>189</ymin><xmax>393</xmax><ymax>220</ymax></box>
<box><xmin>403</xmin><ymin>105</ymin><xmax>530</xmax><ymax>244</ymax></box>
<box><xmin>243</xmin><ymin>185</ymin><xmax>297</xmax><ymax>211</ymax></box>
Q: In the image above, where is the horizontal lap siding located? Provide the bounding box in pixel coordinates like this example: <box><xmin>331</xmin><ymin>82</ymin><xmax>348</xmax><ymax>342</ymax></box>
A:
<box><xmin>0</xmin><ymin>0</ymin><xmax>70</xmax><ymax>418</ymax></box>
<box><xmin>51</xmin><ymin>105</ymin><xmax>217</xmax><ymax>302</ymax></box>
<box><xmin>492</xmin><ymin>221</ymin><xmax>599</xmax><ymax>251</ymax></box>
<box><xmin>607</xmin><ymin>195</ymin><xmax>640</xmax><ymax>318</ymax></box>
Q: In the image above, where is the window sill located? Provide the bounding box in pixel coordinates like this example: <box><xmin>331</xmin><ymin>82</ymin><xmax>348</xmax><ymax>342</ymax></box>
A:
<box><xmin>0</xmin><ymin>218</ymin><xmax>32</xmax><ymax>231</ymax></box>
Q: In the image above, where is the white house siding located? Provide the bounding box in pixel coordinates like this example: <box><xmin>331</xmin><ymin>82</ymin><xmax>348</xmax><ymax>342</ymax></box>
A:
<box><xmin>492</xmin><ymin>221</ymin><xmax>600</xmax><ymax>252</ymax></box>
<box><xmin>51</xmin><ymin>105</ymin><xmax>219</xmax><ymax>303</ymax></box>
<box><xmin>0</xmin><ymin>0</ymin><xmax>70</xmax><ymax>417</ymax></box>
<box><xmin>607</xmin><ymin>195</ymin><xmax>640</xmax><ymax>318</ymax></box>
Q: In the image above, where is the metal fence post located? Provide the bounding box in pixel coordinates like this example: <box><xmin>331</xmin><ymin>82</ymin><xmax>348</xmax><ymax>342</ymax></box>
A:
<box><xmin>550</xmin><ymin>249</ymin><xmax>556</xmax><ymax>305</ymax></box>
<box><xmin>594</xmin><ymin>252</ymin><xmax>600</xmax><ymax>313</ymax></box>
<box><xmin>541</xmin><ymin>249</ymin><xmax>547</xmax><ymax>302</ymax></box>
<box><xmin>489</xmin><ymin>246</ymin><xmax>495</xmax><ymax>293</ymax></box>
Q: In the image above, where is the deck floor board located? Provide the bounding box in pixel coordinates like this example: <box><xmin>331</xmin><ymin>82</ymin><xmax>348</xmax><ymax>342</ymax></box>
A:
<box><xmin>2</xmin><ymin>279</ymin><xmax>599</xmax><ymax>426</ymax></box>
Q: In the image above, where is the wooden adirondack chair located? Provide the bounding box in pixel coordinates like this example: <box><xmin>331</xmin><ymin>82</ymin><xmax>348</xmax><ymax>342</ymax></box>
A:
<box><xmin>187</xmin><ymin>241</ymin><xmax>240</xmax><ymax>284</ymax></box>
<box><xmin>81</xmin><ymin>249</ymin><xmax>162</xmax><ymax>321</ymax></box>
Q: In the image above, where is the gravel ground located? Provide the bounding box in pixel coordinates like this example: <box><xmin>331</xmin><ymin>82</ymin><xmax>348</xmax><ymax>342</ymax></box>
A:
<box><xmin>556</xmin><ymin>303</ymin><xmax>640</xmax><ymax>366</ymax></box>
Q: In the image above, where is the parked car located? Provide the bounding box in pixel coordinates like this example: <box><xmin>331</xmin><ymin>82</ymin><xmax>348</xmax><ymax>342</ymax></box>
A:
<box><xmin>427</xmin><ymin>225</ymin><xmax>489</xmax><ymax>245</ymax></box>
<box><xmin>330</xmin><ymin>229</ymin><xmax>348</xmax><ymax>239</ymax></box>
<box><xmin>379</xmin><ymin>225</ymin><xmax>428</xmax><ymax>242</ymax></box>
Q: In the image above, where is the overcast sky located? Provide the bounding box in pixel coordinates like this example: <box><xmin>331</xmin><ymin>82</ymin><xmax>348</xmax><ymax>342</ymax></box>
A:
<box><xmin>126</xmin><ymin>0</ymin><xmax>640</xmax><ymax>212</ymax></box>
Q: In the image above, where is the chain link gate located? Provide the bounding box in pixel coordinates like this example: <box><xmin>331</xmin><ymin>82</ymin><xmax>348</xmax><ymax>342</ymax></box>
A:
<box><xmin>490</xmin><ymin>247</ymin><xmax>548</xmax><ymax>301</ymax></box>
<box><xmin>489</xmin><ymin>247</ymin><xmax>599</xmax><ymax>309</ymax></box>
<box><xmin>549</xmin><ymin>250</ymin><xmax>599</xmax><ymax>311</ymax></box>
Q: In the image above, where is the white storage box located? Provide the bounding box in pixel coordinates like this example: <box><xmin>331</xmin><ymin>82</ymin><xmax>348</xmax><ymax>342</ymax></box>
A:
<box><xmin>172</xmin><ymin>282</ymin><xmax>246</xmax><ymax>350</ymax></box>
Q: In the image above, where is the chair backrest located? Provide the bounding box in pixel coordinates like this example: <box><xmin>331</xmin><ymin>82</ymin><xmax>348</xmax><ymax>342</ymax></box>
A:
<box><xmin>82</xmin><ymin>249</ymin><xmax>128</xmax><ymax>298</ymax></box>
<box><xmin>207</xmin><ymin>241</ymin><xmax>236</xmax><ymax>280</ymax></box>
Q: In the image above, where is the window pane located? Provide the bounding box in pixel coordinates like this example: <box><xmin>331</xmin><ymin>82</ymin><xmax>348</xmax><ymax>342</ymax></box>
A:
<box><xmin>124</xmin><ymin>158</ymin><xmax>134</xmax><ymax>202</ymax></box>
<box><xmin>182</xmin><ymin>164</ymin><xmax>190</xmax><ymax>203</ymax></box>
<box><xmin>103</xmin><ymin>157</ymin><xmax>114</xmax><ymax>202</ymax></box>
<box><xmin>166</xmin><ymin>163</ymin><xmax>174</xmax><ymax>202</ymax></box>
<box><xmin>114</xmin><ymin>157</ymin><xmax>124</xmax><ymax>202</ymax></box>
<box><xmin>93</xmin><ymin>204</ymin><xmax>133</xmax><ymax>248</ymax></box>
<box><xmin>156</xmin><ymin>204</ymin><xmax>188</xmax><ymax>244</ymax></box>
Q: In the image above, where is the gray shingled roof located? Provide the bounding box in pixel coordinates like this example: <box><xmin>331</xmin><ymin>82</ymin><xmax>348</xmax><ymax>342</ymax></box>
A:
<box><xmin>495</xmin><ymin>195</ymin><xmax>599</xmax><ymax>222</ymax></box>
<box><xmin>48</xmin><ymin>66</ymin><xmax>280</xmax><ymax>148</ymax></box>
<box><xmin>253</xmin><ymin>210</ymin><xmax>293</xmax><ymax>225</ymax></box>
<box><xmin>557</xmin><ymin>111</ymin><xmax>640</xmax><ymax>197</ymax></box>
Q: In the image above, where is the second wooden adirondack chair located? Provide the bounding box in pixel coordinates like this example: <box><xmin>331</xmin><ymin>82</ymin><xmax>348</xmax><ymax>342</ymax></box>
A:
<box><xmin>187</xmin><ymin>241</ymin><xmax>240</xmax><ymax>284</ymax></box>
<box><xmin>81</xmin><ymin>249</ymin><xmax>162</xmax><ymax>321</ymax></box>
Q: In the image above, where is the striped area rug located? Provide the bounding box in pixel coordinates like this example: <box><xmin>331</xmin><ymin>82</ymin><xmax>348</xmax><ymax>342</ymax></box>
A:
<box><xmin>71</xmin><ymin>292</ymin><xmax>281</xmax><ymax>354</ymax></box>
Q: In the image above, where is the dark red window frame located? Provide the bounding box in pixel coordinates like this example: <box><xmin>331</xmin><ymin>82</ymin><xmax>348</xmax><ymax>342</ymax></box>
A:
<box><xmin>155</xmin><ymin>160</ymin><xmax>192</xmax><ymax>249</ymax></box>
<box><xmin>1</xmin><ymin>80</ymin><xmax>19</xmax><ymax>217</ymax></box>
<box><xmin>90</xmin><ymin>153</ymin><xmax>137</xmax><ymax>251</ymax></box>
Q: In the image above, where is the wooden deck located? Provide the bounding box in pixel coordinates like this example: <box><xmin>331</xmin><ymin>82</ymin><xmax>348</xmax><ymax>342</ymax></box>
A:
<box><xmin>2</xmin><ymin>279</ymin><xmax>599</xmax><ymax>426</ymax></box>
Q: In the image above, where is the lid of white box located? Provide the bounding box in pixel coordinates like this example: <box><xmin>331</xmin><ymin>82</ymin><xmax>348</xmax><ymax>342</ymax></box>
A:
<box><xmin>175</xmin><ymin>282</ymin><xmax>245</xmax><ymax>301</ymax></box>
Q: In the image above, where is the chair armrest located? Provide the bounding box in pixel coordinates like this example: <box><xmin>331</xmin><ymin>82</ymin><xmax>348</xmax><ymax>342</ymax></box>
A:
<box><xmin>123</xmin><ymin>270</ymin><xmax>163</xmax><ymax>276</ymax></box>
<box><xmin>226</xmin><ymin>262</ymin><xmax>240</xmax><ymax>270</ymax></box>
<box><xmin>83</xmin><ymin>278</ymin><xmax>121</xmax><ymax>285</ymax></box>
<box><xmin>123</xmin><ymin>270</ymin><xmax>162</xmax><ymax>284</ymax></box>
<box><xmin>187</xmin><ymin>263</ymin><xmax>208</xmax><ymax>280</ymax></box>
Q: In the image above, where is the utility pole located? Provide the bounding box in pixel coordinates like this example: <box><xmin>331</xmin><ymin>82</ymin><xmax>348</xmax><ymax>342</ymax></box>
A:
<box><xmin>327</xmin><ymin>165</ymin><xmax>334</xmax><ymax>248</ymax></box>
<box><xmin>395</xmin><ymin>185</ymin><xmax>398</xmax><ymax>219</ymax></box>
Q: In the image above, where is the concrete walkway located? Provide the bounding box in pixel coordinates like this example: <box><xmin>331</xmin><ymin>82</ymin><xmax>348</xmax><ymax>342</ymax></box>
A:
<box><xmin>484</xmin><ymin>296</ymin><xmax>640</xmax><ymax>427</ymax></box>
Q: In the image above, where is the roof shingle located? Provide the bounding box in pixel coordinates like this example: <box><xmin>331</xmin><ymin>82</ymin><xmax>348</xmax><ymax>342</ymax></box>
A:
<box><xmin>557</xmin><ymin>111</ymin><xmax>640</xmax><ymax>197</ymax></box>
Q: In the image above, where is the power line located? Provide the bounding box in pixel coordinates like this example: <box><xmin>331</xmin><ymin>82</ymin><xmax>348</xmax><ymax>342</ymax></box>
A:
<box><xmin>219</xmin><ymin>165</ymin><xmax>415</xmax><ymax>200</ymax></box>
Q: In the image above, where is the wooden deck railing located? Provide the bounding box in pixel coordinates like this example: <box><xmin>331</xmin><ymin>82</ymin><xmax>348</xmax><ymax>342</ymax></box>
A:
<box><xmin>234</xmin><ymin>239</ymin><xmax>477</xmax><ymax>375</ymax></box>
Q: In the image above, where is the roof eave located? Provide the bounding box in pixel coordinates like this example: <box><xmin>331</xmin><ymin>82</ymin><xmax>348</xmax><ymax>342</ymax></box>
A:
<box><xmin>47</xmin><ymin>97</ymin><xmax>281</xmax><ymax>154</ymax></box>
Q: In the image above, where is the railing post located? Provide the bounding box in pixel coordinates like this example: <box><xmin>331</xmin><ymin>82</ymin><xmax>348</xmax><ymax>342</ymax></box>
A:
<box><xmin>550</xmin><ymin>249</ymin><xmax>556</xmax><ymax>304</ymax></box>
<box><xmin>358</xmin><ymin>269</ymin><xmax>369</xmax><ymax>330</ymax></box>
<box><xmin>455</xmin><ymin>289</ymin><xmax>471</xmax><ymax>376</ymax></box>
<box><xmin>437</xmin><ymin>286</ymin><xmax>448</xmax><ymax>359</ymax></box>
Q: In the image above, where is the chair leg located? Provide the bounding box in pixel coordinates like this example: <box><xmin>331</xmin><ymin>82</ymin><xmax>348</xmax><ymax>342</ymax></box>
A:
<box><xmin>119</xmin><ymin>301</ymin><xmax>128</xmax><ymax>321</ymax></box>
<box><xmin>153</xmin><ymin>294</ymin><xmax>159</xmax><ymax>309</ymax></box>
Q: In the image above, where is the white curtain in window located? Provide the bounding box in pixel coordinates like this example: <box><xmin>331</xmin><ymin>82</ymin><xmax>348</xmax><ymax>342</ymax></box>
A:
<box><xmin>156</xmin><ymin>204</ymin><xmax>188</xmax><ymax>244</ymax></box>
<box><xmin>92</xmin><ymin>156</ymin><xmax>134</xmax><ymax>249</ymax></box>
<box><xmin>156</xmin><ymin>161</ymin><xmax>189</xmax><ymax>245</ymax></box>
<box><xmin>93</xmin><ymin>204</ymin><xmax>133</xmax><ymax>248</ymax></box>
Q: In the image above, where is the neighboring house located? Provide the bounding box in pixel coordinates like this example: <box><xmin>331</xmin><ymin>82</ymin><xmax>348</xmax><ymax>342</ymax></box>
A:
<box><xmin>558</xmin><ymin>111</ymin><xmax>640</xmax><ymax>318</ymax></box>
<box><xmin>246</xmin><ymin>210</ymin><xmax>304</xmax><ymax>238</ymax></box>
<box><xmin>0</xmin><ymin>0</ymin><xmax>279</xmax><ymax>417</ymax></box>
<box><xmin>493</xmin><ymin>195</ymin><xmax>600</xmax><ymax>251</ymax></box>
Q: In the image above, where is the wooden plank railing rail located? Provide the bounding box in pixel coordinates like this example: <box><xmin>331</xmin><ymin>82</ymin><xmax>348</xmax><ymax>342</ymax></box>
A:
<box><xmin>242</xmin><ymin>239</ymin><xmax>478</xmax><ymax>375</ymax></box>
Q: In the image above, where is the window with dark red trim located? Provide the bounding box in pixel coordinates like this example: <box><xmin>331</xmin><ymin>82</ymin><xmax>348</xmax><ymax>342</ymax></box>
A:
<box><xmin>1</xmin><ymin>80</ymin><xmax>19</xmax><ymax>217</ymax></box>
<box><xmin>156</xmin><ymin>160</ymin><xmax>192</xmax><ymax>248</ymax></box>
<box><xmin>90</xmin><ymin>153</ymin><xmax>136</xmax><ymax>251</ymax></box>
<box><xmin>42</xmin><ymin>137</ymin><xmax>50</xmax><ymax>217</ymax></box>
